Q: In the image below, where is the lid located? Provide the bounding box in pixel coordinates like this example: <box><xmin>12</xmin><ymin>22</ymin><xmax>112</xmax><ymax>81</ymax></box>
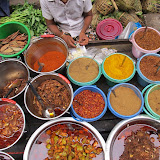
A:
<box><xmin>96</xmin><ymin>18</ymin><xmax>123</xmax><ymax>40</ymax></box>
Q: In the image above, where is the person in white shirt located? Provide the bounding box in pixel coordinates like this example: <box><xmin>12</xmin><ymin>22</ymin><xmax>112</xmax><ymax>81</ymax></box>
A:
<box><xmin>40</xmin><ymin>0</ymin><xmax>93</xmax><ymax>48</ymax></box>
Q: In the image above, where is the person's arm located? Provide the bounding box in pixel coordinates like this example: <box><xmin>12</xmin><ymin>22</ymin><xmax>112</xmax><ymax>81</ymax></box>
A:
<box><xmin>78</xmin><ymin>9</ymin><xmax>93</xmax><ymax>46</ymax></box>
<box><xmin>45</xmin><ymin>19</ymin><xmax>76</xmax><ymax>48</ymax></box>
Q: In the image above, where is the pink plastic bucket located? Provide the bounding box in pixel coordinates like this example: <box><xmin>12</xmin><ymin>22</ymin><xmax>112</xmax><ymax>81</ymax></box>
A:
<box><xmin>130</xmin><ymin>27</ymin><xmax>160</xmax><ymax>58</ymax></box>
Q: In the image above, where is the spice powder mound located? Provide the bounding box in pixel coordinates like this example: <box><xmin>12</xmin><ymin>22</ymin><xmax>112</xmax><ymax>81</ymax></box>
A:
<box><xmin>73</xmin><ymin>90</ymin><xmax>105</xmax><ymax>118</ymax></box>
<box><xmin>69</xmin><ymin>57</ymin><xmax>99</xmax><ymax>83</ymax></box>
<box><xmin>135</xmin><ymin>28</ymin><xmax>160</xmax><ymax>50</ymax></box>
<box><xmin>140</xmin><ymin>55</ymin><xmax>160</xmax><ymax>81</ymax></box>
<box><xmin>104</xmin><ymin>54</ymin><xmax>134</xmax><ymax>80</ymax></box>
<box><xmin>110</xmin><ymin>86</ymin><xmax>141</xmax><ymax>116</ymax></box>
<box><xmin>148</xmin><ymin>89</ymin><xmax>160</xmax><ymax>115</ymax></box>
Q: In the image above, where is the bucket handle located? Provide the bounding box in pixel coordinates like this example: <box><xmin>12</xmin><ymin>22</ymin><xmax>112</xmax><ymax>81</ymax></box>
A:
<box><xmin>70</xmin><ymin>111</ymin><xmax>83</xmax><ymax>122</ymax></box>
<box><xmin>143</xmin><ymin>107</ymin><xmax>160</xmax><ymax>120</ymax></box>
<box><xmin>41</xmin><ymin>34</ymin><xmax>55</xmax><ymax>38</ymax></box>
<box><xmin>142</xmin><ymin>83</ymin><xmax>155</xmax><ymax>95</ymax></box>
<box><xmin>1</xmin><ymin>98</ymin><xmax>16</xmax><ymax>104</ymax></box>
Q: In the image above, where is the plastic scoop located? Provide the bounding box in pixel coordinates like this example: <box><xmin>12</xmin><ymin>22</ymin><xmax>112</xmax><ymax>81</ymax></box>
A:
<box><xmin>154</xmin><ymin>65</ymin><xmax>160</xmax><ymax>75</ymax></box>
<box><xmin>4</xmin><ymin>79</ymin><xmax>22</xmax><ymax>98</ymax></box>
<box><xmin>27</xmin><ymin>81</ymin><xmax>55</xmax><ymax>118</ymax></box>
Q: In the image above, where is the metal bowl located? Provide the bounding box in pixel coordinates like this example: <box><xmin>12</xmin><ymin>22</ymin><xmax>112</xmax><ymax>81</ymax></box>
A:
<box><xmin>24</xmin><ymin>73</ymin><xmax>73</xmax><ymax>120</ymax></box>
<box><xmin>0</xmin><ymin>151</ymin><xmax>15</xmax><ymax>160</ymax></box>
<box><xmin>0</xmin><ymin>59</ymin><xmax>30</xmax><ymax>99</ymax></box>
<box><xmin>0</xmin><ymin>98</ymin><xmax>25</xmax><ymax>151</ymax></box>
<box><xmin>24</xmin><ymin>36</ymin><xmax>68</xmax><ymax>76</ymax></box>
<box><xmin>23</xmin><ymin>117</ymin><xmax>105</xmax><ymax>160</ymax></box>
<box><xmin>105</xmin><ymin>114</ymin><xmax>160</xmax><ymax>160</ymax></box>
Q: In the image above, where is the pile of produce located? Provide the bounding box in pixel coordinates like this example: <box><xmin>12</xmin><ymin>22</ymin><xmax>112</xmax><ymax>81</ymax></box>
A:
<box><xmin>91</xmin><ymin>0</ymin><xmax>160</xmax><ymax>29</ymax></box>
<box><xmin>0</xmin><ymin>2</ymin><xmax>47</xmax><ymax>36</ymax></box>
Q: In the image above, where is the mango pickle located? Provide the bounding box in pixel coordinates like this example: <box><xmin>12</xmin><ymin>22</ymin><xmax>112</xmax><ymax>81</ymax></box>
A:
<box><xmin>44</xmin><ymin>123</ymin><xmax>103</xmax><ymax>160</ymax></box>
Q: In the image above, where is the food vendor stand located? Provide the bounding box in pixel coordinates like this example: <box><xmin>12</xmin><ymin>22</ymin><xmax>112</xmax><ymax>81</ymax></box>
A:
<box><xmin>2</xmin><ymin>39</ymin><xmax>146</xmax><ymax>160</ymax></box>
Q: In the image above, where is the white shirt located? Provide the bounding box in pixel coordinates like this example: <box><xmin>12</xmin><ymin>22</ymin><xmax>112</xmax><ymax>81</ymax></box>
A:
<box><xmin>40</xmin><ymin>0</ymin><xmax>92</xmax><ymax>37</ymax></box>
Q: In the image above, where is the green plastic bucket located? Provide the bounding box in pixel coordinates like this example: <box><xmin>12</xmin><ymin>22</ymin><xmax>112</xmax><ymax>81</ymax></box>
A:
<box><xmin>0</xmin><ymin>22</ymin><xmax>31</xmax><ymax>58</ymax></box>
<box><xmin>102</xmin><ymin>53</ymin><xmax>136</xmax><ymax>86</ymax></box>
<box><xmin>67</xmin><ymin>56</ymin><xmax>102</xmax><ymax>86</ymax></box>
<box><xmin>142</xmin><ymin>84</ymin><xmax>160</xmax><ymax>120</ymax></box>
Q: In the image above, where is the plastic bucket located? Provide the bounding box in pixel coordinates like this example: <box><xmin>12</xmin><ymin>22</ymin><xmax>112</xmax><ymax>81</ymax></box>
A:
<box><xmin>102</xmin><ymin>53</ymin><xmax>136</xmax><ymax>87</ymax></box>
<box><xmin>0</xmin><ymin>22</ymin><xmax>31</xmax><ymax>58</ymax></box>
<box><xmin>136</xmin><ymin>53</ymin><xmax>160</xmax><ymax>87</ymax></box>
<box><xmin>67</xmin><ymin>56</ymin><xmax>102</xmax><ymax>86</ymax></box>
<box><xmin>107</xmin><ymin>83</ymin><xmax>144</xmax><ymax>119</ymax></box>
<box><xmin>70</xmin><ymin>85</ymin><xmax>107</xmax><ymax>122</ymax></box>
<box><xmin>130</xmin><ymin>27</ymin><xmax>160</xmax><ymax>58</ymax></box>
<box><xmin>142</xmin><ymin>84</ymin><xmax>160</xmax><ymax>120</ymax></box>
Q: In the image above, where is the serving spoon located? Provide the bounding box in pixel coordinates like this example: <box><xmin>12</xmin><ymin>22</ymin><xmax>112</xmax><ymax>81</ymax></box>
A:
<box><xmin>4</xmin><ymin>79</ymin><xmax>22</xmax><ymax>98</ymax></box>
<box><xmin>38</xmin><ymin>61</ymin><xmax>44</xmax><ymax>72</ymax></box>
<box><xmin>27</xmin><ymin>81</ymin><xmax>55</xmax><ymax>118</ymax></box>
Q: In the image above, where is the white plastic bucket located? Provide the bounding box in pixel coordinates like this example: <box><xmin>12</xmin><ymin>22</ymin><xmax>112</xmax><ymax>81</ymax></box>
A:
<box><xmin>130</xmin><ymin>27</ymin><xmax>160</xmax><ymax>58</ymax></box>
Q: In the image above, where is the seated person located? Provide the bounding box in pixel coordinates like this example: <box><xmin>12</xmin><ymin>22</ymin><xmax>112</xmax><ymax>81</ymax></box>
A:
<box><xmin>40</xmin><ymin>0</ymin><xmax>93</xmax><ymax>48</ymax></box>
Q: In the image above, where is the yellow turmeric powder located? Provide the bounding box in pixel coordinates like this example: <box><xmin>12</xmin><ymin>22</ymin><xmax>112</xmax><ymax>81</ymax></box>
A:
<box><xmin>104</xmin><ymin>54</ymin><xmax>134</xmax><ymax>80</ymax></box>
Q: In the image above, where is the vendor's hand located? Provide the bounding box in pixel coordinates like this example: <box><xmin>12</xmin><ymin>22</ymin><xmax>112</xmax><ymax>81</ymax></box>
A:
<box><xmin>78</xmin><ymin>32</ymin><xmax>89</xmax><ymax>46</ymax></box>
<box><xmin>62</xmin><ymin>34</ymin><xmax>76</xmax><ymax>48</ymax></box>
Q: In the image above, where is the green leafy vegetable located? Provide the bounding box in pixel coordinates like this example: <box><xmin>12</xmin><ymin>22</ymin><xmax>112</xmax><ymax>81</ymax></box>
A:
<box><xmin>0</xmin><ymin>2</ymin><xmax>47</xmax><ymax>36</ymax></box>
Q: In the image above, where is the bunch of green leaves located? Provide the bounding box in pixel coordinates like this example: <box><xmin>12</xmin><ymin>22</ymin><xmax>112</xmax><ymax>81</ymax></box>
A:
<box><xmin>0</xmin><ymin>2</ymin><xmax>47</xmax><ymax>36</ymax></box>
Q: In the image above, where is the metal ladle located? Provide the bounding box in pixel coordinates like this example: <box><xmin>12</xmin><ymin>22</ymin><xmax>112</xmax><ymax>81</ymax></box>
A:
<box><xmin>27</xmin><ymin>81</ymin><xmax>55</xmax><ymax>118</ymax></box>
<box><xmin>38</xmin><ymin>61</ymin><xmax>44</xmax><ymax>72</ymax></box>
<box><xmin>4</xmin><ymin>79</ymin><xmax>23</xmax><ymax>98</ymax></box>
<box><xmin>85</xmin><ymin>52</ymin><xmax>99</xmax><ymax>70</ymax></box>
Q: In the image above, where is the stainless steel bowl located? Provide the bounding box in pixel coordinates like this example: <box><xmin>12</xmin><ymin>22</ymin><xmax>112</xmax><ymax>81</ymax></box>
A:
<box><xmin>0</xmin><ymin>151</ymin><xmax>15</xmax><ymax>160</ymax></box>
<box><xmin>105</xmin><ymin>114</ymin><xmax>160</xmax><ymax>160</ymax></box>
<box><xmin>0</xmin><ymin>98</ymin><xmax>25</xmax><ymax>151</ymax></box>
<box><xmin>24</xmin><ymin>73</ymin><xmax>73</xmax><ymax>120</ymax></box>
<box><xmin>23</xmin><ymin>117</ymin><xmax>106</xmax><ymax>160</ymax></box>
<box><xmin>24</xmin><ymin>36</ymin><xmax>68</xmax><ymax>75</ymax></box>
<box><xmin>0</xmin><ymin>59</ymin><xmax>30</xmax><ymax>99</ymax></box>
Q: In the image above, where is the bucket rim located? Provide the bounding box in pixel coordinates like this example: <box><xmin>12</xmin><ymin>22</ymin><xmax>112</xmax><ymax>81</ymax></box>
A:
<box><xmin>107</xmin><ymin>83</ymin><xmax>144</xmax><ymax>119</ymax></box>
<box><xmin>0</xmin><ymin>21</ymin><xmax>31</xmax><ymax>58</ymax></box>
<box><xmin>0</xmin><ymin>59</ymin><xmax>30</xmax><ymax>99</ymax></box>
<box><xmin>131</xmin><ymin>27</ymin><xmax>160</xmax><ymax>53</ymax></box>
<box><xmin>136</xmin><ymin>53</ymin><xmax>160</xmax><ymax>84</ymax></box>
<box><xmin>71</xmin><ymin>85</ymin><xmax>107</xmax><ymax>122</ymax></box>
<box><xmin>24</xmin><ymin>73</ymin><xmax>73</xmax><ymax>120</ymax></box>
<box><xmin>144</xmin><ymin>84</ymin><xmax>160</xmax><ymax>118</ymax></box>
<box><xmin>0</xmin><ymin>98</ymin><xmax>25</xmax><ymax>150</ymax></box>
<box><xmin>67</xmin><ymin>56</ymin><xmax>102</xmax><ymax>86</ymax></box>
<box><xmin>102</xmin><ymin>53</ymin><xmax>136</xmax><ymax>83</ymax></box>
<box><xmin>24</xmin><ymin>36</ymin><xmax>68</xmax><ymax>74</ymax></box>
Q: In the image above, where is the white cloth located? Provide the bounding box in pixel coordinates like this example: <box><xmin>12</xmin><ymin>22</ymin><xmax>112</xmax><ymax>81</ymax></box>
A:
<box><xmin>40</xmin><ymin>0</ymin><xmax>92</xmax><ymax>37</ymax></box>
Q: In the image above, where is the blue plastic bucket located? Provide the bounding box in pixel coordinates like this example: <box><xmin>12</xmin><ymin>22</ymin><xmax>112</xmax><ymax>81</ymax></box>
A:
<box><xmin>70</xmin><ymin>85</ymin><xmax>107</xmax><ymax>122</ymax></box>
<box><xmin>67</xmin><ymin>56</ymin><xmax>101</xmax><ymax>86</ymax></box>
<box><xmin>136</xmin><ymin>53</ymin><xmax>160</xmax><ymax>87</ymax></box>
<box><xmin>107</xmin><ymin>83</ymin><xmax>144</xmax><ymax>119</ymax></box>
<box><xmin>102</xmin><ymin>53</ymin><xmax>136</xmax><ymax>87</ymax></box>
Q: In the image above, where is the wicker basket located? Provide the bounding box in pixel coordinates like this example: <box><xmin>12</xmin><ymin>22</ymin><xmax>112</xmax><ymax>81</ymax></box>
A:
<box><xmin>91</xmin><ymin>12</ymin><xmax>101</xmax><ymax>29</ymax></box>
<box><xmin>115</xmin><ymin>0</ymin><xmax>142</xmax><ymax>12</ymax></box>
<box><xmin>142</xmin><ymin>0</ymin><xmax>160</xmax><ymax>13</ymax></box>
<box><xmin>95</xmin><ymin>0</ymin><xmax>114</xmax><ymax>15</ymax></box>
<box><xmin>118</xmin><ymin>12</ymin><xmax>143</xmax><ymax>27</ymax></box>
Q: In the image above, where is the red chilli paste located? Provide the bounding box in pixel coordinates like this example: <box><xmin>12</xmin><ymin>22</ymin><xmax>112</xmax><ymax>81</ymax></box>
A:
<box><xmin>73</xmin><ymin>90</ymin><xmax>105</xmax><ymax>119</ymax></box>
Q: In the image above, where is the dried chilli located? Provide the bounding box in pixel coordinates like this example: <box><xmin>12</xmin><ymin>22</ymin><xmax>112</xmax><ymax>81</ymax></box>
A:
<box><xmin>73</xmin><ymin>90</ymin><xmax>105</xmax><ymax>119</ymax></box>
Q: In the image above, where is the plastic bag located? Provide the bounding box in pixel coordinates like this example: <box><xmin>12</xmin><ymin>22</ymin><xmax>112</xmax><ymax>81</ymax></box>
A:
<box><xmin>118</xmin><ymin>21</ymin><xmax>141</xmax><ymax>39</ymax></box>
<box><xmin>84</xmin><ymin>47</ymin><xmax>117</xmax><ymax>64</ymax></box>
